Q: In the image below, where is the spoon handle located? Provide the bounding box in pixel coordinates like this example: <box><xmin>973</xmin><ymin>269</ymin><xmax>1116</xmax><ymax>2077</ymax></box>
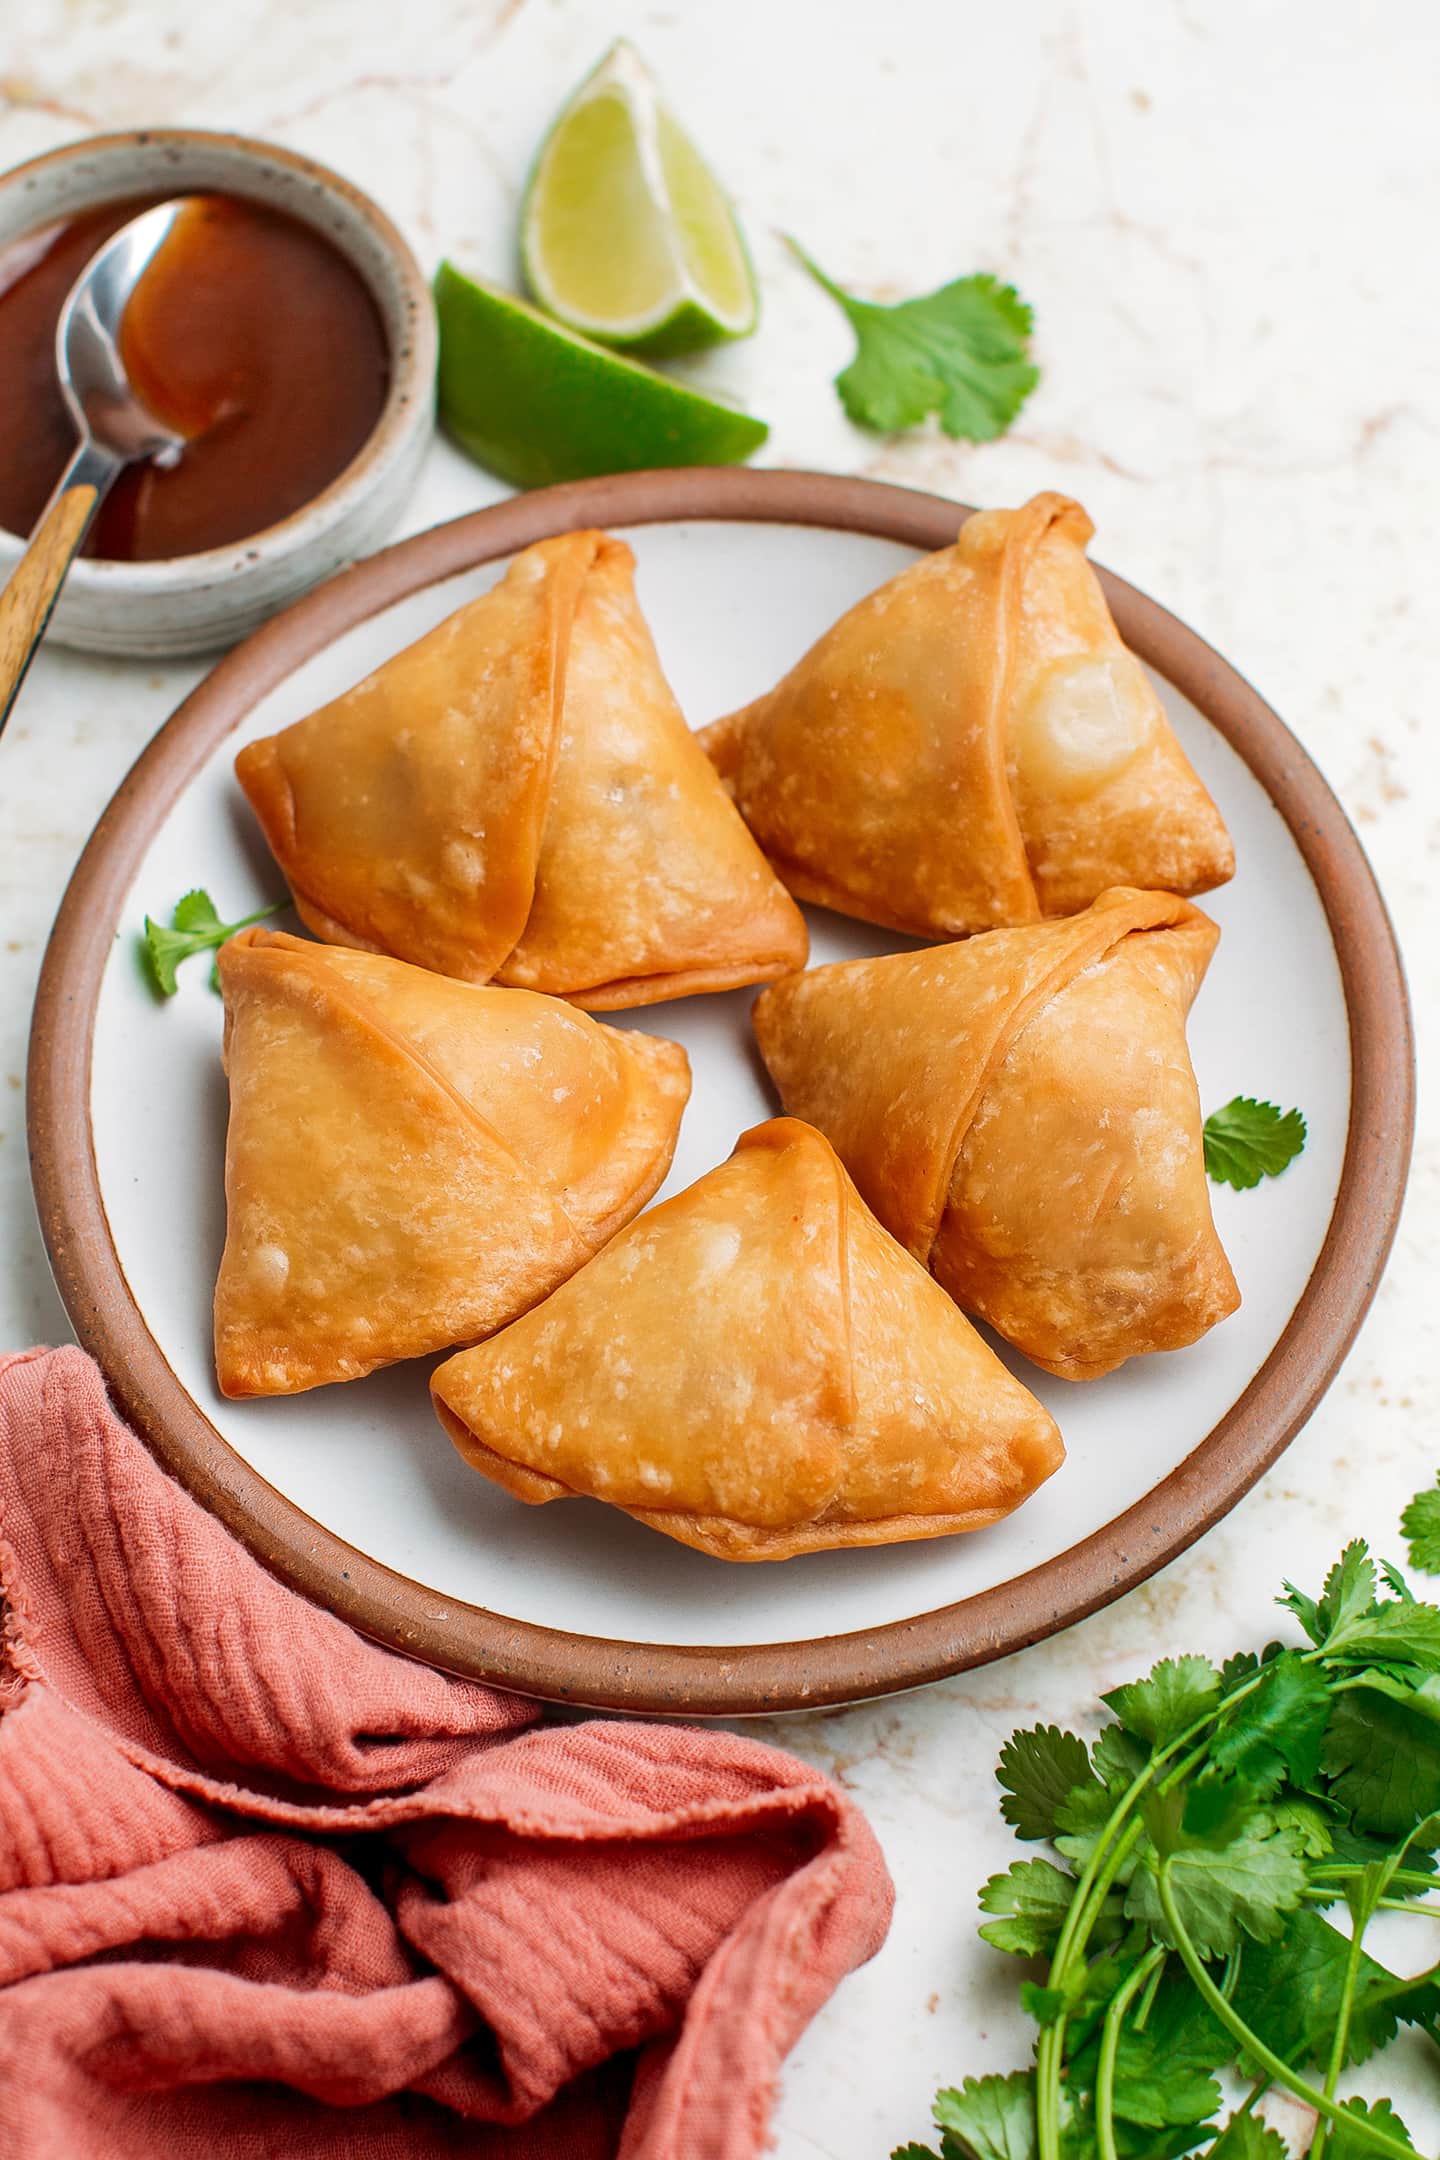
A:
<box><xmin>0</xmin><ymin>441</ymin><xmax>121</xmax><ymax>736</ymax></box>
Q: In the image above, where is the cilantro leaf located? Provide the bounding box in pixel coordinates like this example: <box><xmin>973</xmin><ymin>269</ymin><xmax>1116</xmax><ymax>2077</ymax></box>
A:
<box><xmin>788</xmin><ymin>238</ymin><xmax>1039</xmax><ymax>442</ymax></box>
<box><xmin>1077</xmin><ymin>1972</ymin><xmax>1229</xmax><ymax>2129</ymax></box>
<box><xmin>1203</xmin><ymin>1098</ymin><xmax>1307</xmax><ymax>1190</ymax></box>
<box><xmin>1278</xmin><ymin>1580</ymin><xmax>1324</xmax><ymax>1646</ymax></box>
<box><xmin>1058</xmin><ymin>2099</ymin><xmax>1212</xmax><ymax>2160</ymax></box>
<box><xmin>1180</xmin><ymin>1769</ymin><xmax>1268</xmax><ymax>1846</ymax></box>
<box><xmin>1401</xmin><ymin>1474</ymin><xmax>1440</xmax><ymax>1576</ymax></box>
<box><xmin>931</xmin><ymin>2073</ymin><xmax>1037</xmax><ymax>2160</ymax></box>
<box><xmin>1259</xmin><ymin>1795</ymin><xmax>1334</xmax><ymax>1858</ymax></box>
<box><xmin>1323</xmin><ymin>1601</ymin><xmax>1440</xmax><ymax>1670</ymax></box>
<box><xmin>1209</xmin><ymin>1651</ymin><xmax>1333</xmax><ymax>1792</ymax></box>
<box><xmin>1019</xmin><ymin>1980</ymin><xmax>1068</xmax><ymax>2027</ymax></box>
<box><xmin>1103</xmin><ymin>1657</ymin><xmax>1222</xmax><ymax>1748</ymax></box>
<box><xmin>1322</xmin><ymin>1810</ymin><xmax>1437</xmax><ymax>1872</ymax></box>
<box><xmin>997</xmin><ymin>1726</ymin><xmax>1096</xmax><ymax>1841</ymax></box>
<box><xmin>1232</xmin><ymin>1907</ymin><xmax>1423</xmax><ymax>2072</ymax></box>
<box><xmin>1127</xmin><ymin>1821</ymin><xmax>1307</xmax><ymax>1957</ymax></box>
<box><xmin>1207</xmin><ymin>2118</ymin><xmax>1290</xmax><ymax>2160</ymax></box>
<box><xmin>1370</xmin><ymin>1960</ymin><xmax>1440</xmax><ymax>2041</ymax></box>
<box><xmin>1321</xmin><ymin>1675</ymin><xmax>1440</xmax><ymax>1835</ymax></box>
<box><xmin>1054</xmin><ymin>1727</ymin><xmax>1149</xmax><ymax>1870</ymax></box>
<box><xmin>1281</xmin><ymin>1543</ymin><xmax>1376</xmax><ymax>1649</ymax></box>
<box><xmin>172</xmin><ymin>888</ymin><xmax>224</xmax><ymax>935</ymax></box>
<box><xmin>978</xmin><ymin>1857</ymin><xmax>1077</xmax><ymax>1957</ymax></box>
<box><xmin>1328</xmin><ymin>2099</ymin><xmax>1415</xmax><ymax>2160</ymax></box>
<box><xmin>142</xmin><ymin>888</ymin><xmax>285</xmax><ymax>998</ymax></box>
<box><xmin>1320</xmin><ymin>1543</ymin><xmax>1380</xmax><ymax>1637</ymax></box>
<box><xmin>1091</xmin><ymin>1723</ymin><xmax>1149</xmax><ymax>1788</ymax></box>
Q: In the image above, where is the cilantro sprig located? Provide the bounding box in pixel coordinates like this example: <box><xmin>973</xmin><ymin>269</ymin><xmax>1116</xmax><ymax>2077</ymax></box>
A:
<box><xmin>787</xmin><ymin>237</ymin><xmax>1040</xmax><ymax>442</ymax></box>
<box><xmin>1204</xmin><ymin>1098</ymin><xmax>1307</xmax><ymax>1191</ymax></box>
<box><xmin>142</xmin><ymin>888</ymin><xmax>285</xmax><ymax>998</ymax></box>
<box><xmin>899</xmin><ymin>1491</ymin><xmax>1440</xmax><ymax>2160</ymax></box>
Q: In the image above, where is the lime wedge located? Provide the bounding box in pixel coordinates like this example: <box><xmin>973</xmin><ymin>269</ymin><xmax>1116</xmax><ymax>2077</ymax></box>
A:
<box><xmin>521</xmin><ymin>40</ymin><xmax>758</xmax><ymax>357</ymax></box>
<box><xmin>434</xmin><ymin>261</ymin><xmax>768</xmax><ymax>489</ymax></box>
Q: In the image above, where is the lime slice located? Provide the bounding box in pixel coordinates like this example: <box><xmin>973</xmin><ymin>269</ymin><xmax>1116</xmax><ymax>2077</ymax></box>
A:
<box><xmin>521</xmin><ymin>40</ymin><xmax>758</xmax><ymax>357</ymax></box>
<box><xmin>434</xmin><ymin>261</ymin><xmax>768</xmax><ymax>489</ymax></box>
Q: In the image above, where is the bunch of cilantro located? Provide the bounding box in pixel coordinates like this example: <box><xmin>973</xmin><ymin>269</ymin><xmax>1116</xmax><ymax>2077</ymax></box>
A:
<box><xmin>899</xmin><ymin>1480</ymin><xmax>1440</xmax><ymax>2160</ymax></box>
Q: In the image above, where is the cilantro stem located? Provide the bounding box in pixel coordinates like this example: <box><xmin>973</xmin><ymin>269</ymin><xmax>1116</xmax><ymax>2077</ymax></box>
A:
<box><xmin>1133</xmin><ymin>1951</ymin><xmax>1165</xmax><ymax>2028</ymax></box>
<box><xmin>782</xmin><ymin>233</ymin><xmax>852</xmax><ymax>308</ymax></box>
<box><xmin>1095</xmin><ymin>1943</ymin><xmax>1166</xmax><ymax>2160</ymax></box>
<box><xmin>1312</xmin><ymin>1864</ymin><xmax>1436</xmax><ymax>1885</ymax></box>
<box><xmin>1308</xmin><ymin>1884</ymin><xmax>1369</xmax><ymax>2160</ymax></box>
<box><xmin>1235</xmin><ymin>2074</ymin><xmax>1272</xmax><ymax>2118</ymax></box>
<box><xmin>1302</xmin><ymin>1888</ymin><xmax>1439</xmax><ymax>1915</ymax></box>
<box><xmin>1155</xmin><ymin>1861</ymin><xmax>1419</xmax><ymax>2160</ymax></box>
<box><xmin>229</xmin><ymin>902</ymin><xmax>283</xmax><ymax>933</ymax></box>
<box><xmin>1034</xmin><ymin>1669</ymin><xmax>1274</xmax><ymax>2160</ymax></box>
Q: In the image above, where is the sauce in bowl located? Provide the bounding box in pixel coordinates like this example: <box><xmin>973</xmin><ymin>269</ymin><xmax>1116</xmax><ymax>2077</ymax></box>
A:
<box><xmin>0</xmin><ymin>194</ymin><xmax>390</xmax><ymax>561</ymax></box>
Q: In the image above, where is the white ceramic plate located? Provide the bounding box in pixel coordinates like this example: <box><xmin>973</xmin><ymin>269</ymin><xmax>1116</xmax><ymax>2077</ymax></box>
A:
<box><xmin>30</xmin><ymin>472</ymin><xmax>1412</xmax><ymax>1712</ymax></box>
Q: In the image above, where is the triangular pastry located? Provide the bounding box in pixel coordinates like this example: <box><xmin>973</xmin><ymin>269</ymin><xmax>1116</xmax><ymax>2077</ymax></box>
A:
<box><xmin>214</xmin><ymin>929</ymin><xmax>690</xmax><ymax>1396</ymax></box>
<box><xmin>236</xmin><ymin>530</ymin><xmax>808</xmax><ymax>1008</ymax></box>
<box><xmin>751</xmin><ymin>891</ymin><xmax>1238</xmax><ymax>1380</ymax></box>
<box><xmin>431</xmin><ymin>1118</ymin><xmax>1063</xmax><ymax>1560</ymax></box>
<box><xmin>702</xmin><ymin>494</ymin><xmax>1233</xmax><ymax>937</ymax></box>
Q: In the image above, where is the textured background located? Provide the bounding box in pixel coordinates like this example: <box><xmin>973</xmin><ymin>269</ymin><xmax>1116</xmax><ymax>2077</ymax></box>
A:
<box><xmin>0</xmin><ymin>3</ymin><xmax>1436</xmax><ymax>2151</ymax></box>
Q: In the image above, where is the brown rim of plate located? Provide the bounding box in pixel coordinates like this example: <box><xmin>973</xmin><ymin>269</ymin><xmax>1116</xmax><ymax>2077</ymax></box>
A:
<box><xmin>27</xmin><ymin>467</ymin><xmax>1415</xmax><ymax>1717</ymax></box>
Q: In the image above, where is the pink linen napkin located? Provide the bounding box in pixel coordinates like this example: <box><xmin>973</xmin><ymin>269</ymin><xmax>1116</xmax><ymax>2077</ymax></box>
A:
<box><xmin>0</xmin><ymin>1347</ymin><xmax>892</xmax><ymax>2158</ymax></box>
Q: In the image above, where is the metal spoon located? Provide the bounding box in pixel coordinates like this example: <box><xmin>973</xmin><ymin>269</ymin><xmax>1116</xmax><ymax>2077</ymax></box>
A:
<box><xmin>0</xmin><ymin>197</ymin><xmax>196</xmax><ymax>734</ymax></box>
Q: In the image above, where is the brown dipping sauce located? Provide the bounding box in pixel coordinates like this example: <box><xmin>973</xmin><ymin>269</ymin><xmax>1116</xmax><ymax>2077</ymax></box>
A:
<box><xmin>0</xmin><ymin>194</ymin><xmax>390</xmax><ymax>561</ymax></box>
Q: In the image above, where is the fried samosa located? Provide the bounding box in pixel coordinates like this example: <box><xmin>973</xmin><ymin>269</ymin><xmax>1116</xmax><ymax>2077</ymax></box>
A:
<box><xmin>235</xmin><ymin>530</ymin><xmax>808</xmax><ymax>1009</ymax></box>
<box><xmin>431</xmin><ymin>1118</ymin><xmax>1063</xmax><ymax>1561</ymax></box>
<box><xmin>751</xmin><ymin>890</ymin><xmax>1239</xmax><ymax>1381</ymax></box>
<box><xmin>701</xmin><ymin>494</ymin><xmax>1233</xmax><ymax>938</ymax></box>
<box><xmin>214</xmin><ymin>929</ymin><xmax>690</xmax><ymax>1397</ymax></box>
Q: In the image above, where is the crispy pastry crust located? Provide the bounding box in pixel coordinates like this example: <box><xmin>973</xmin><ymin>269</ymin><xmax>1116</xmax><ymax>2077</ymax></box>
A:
<box><xmin>432</xmin><ymin>1119</ymin><xmax>1063</xmax><ymax>1560</ymax></box>
<box><xmin>702</xmin><ymin>494</ymin><xmax>1233</xmax><ymax>937</ymax></box>
<box><xmin>213</xmin><ymin>930</ymin><xmax>690</xmax><ymax>1397</ymax></box>
<box><xmin>752</xmin><ymin>890</ymin><xmax>1239</xmax><ymax>1380</ymax></box>
<box><xmin>237</xmin><ymin>532</ymin><xmax>808</xmax><ymax>1007</ymax></box>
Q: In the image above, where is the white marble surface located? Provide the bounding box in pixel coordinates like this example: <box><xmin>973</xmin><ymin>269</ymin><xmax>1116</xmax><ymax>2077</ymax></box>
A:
<box><xmin>1</xmin><ymin>3</ymin><xmax>1437</xmax><ymax>2153</ymax></box>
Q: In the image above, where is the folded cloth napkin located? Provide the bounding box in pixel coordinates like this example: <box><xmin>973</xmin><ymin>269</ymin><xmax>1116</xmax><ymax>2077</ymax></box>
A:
<box><xmin>0</xmin><ymin>1348</ymin><xmax>892</xmax><ymax>2158</ymax></box>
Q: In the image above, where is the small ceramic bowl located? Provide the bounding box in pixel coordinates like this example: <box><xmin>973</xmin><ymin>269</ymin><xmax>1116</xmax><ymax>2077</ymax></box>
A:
<box><xmin>0</xmin><ymin>129</ymin><xmax>436</xmax><ymax>657</ymax></box>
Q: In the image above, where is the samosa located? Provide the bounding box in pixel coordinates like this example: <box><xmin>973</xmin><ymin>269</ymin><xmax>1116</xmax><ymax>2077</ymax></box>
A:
<box><xmin>702</xmin><ymin>494</ymin><xmax>1233</xmax><ymax>938</ymax></box>
<box><xmin>432</xmin><ymin>1118</ymin><xmax>1063</xmax><ymax>1561</ymax></box>
<box><xmin>214</xmin><ymin>929</ymin><xmax>690</xmax><ymax>1396</ymax></box>
<box><xmin>236</xmin><ymin>531</ymin><xmax>807</xmax><ymax>1008</ymax></box>
<box><xmin>751</xmin><ymin>890</ymin><xmax>1239</xmax><ymax>1380</ymax></box>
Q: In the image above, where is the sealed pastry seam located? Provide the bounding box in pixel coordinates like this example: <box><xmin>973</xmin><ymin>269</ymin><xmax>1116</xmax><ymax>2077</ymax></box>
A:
<box><xmin>702</xmin><ymin>492</ymin><xmax>1233</xmax><ymax>937</ymax></box>
<box><xmin>431</xmin><ymin>1118</ymin><xmax>1063</xmax><ymax>1560</ymax></box>
<box><xmin>236</xmin><ymin>529</ymin><xmax>808</xmax><ymax>1005</ymax></box>
<box><xmin>213</xmin><ymin>929</ymin><xmax>690</xmax><ymax>1396</ymax></box>
<box><xmin>912</xmin><ymin>889</ymin><xmax>1204</xmax><ymax>1267</ymax></box>
<box><xmin>751</xmin><ymin>891</ymin><xmax>1238</xmax><ymax>1381</ymax></box>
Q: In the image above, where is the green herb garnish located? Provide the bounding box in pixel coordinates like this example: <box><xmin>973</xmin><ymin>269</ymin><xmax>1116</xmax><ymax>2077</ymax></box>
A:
<box><xmin>1402</xmin><ymin>1478</ymin><xmax>1440</xmax><ymax>1579</ymax></box>
<box><xmin>787</xmin><ymin>237</ymin><xmax>1039</xmax><ymax>442</ymax></box>
<box><xmin>897</xmin><ymin>1491</ymin><xmax>1440</xmax><ymax>2160</ymax></box>
<box><xmin>142</xmin><ymin>888</ymin><xmax>284</xmax><ymax>998</ymax></box>
<box><xmin>1204</xmin><ymin>1097</ymin><xmax>1307</xmax><ymax>1190</ymax></box>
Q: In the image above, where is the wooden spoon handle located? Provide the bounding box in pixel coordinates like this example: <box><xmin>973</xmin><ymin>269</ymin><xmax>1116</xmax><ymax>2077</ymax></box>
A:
<box><xmin>0</xmin><ymin>446</ymin><xmax>117</xmax><ymax>737</ymax></box>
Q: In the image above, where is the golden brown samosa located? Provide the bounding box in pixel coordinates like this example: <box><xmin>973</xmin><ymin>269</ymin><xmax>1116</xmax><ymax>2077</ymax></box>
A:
<box><xmin>236</xmin><ymin>531</ymin><xmax>807</xmax><ymax>1009</ymax></box>
<box><xmin>431</xmin><ymin>1118</ymin><xmax>1063</xmax><ymax>1561</ymax></box>
<box><xmin>751</xmin><ymin>890</ymin><xmax>1239</xmax><ymax>1381</ymax></box>
<box><xmin>702</xmin><ymin>494</ymin><xmax>1233</xmax><ymax>938</ymax></box>
<box><xmin>214</xmin><ymin>929</ymin><xmax>690</xmax><ymax>1397</ymax></box>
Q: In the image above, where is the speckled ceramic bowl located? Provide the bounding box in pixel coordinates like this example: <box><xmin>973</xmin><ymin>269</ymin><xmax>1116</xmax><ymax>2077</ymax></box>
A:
<box><xmin>0</xmin><ymin>130</ymin><xmax>436</xmax><ymax>657</ymax></box>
